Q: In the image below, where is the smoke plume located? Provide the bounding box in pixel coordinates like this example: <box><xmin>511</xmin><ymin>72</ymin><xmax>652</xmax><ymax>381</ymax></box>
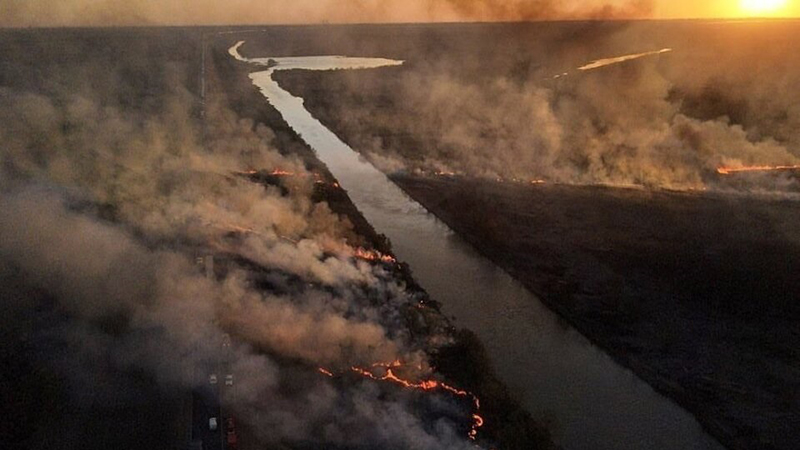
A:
<box><xmin>0</xmin><ymin>30</ymin><xmax>477</xmax><ymax>448</ymax></box>
<box><xmin>274</xmin><ymin>21</ymin><xmax>800</xmax><ymax>193</ymax></box>
<box><xmin>0</xmin><ymin>0</ymin><xmax>654</xmax><ymax>27</ymax></box>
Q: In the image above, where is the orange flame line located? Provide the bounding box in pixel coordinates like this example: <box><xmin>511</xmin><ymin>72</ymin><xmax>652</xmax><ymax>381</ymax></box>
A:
<box><xmin>267</xmin><ymin>169</ymin><xmax>340</xmax><ymax>188</ymax></box>
<box><xmin>321</xmin><ymin>364</ymin><xmax>484</xmax><ymax>442</ymax></box>
<box><xmin>428</xmin><ymin>169</ymin><xmax>546</xmax><ymax>186</ymax></box>
<box><xmin>233</xmin><ymin>169</ymin><xmax>339</xmax><ymax>190</ymax></box>
<box><xmin>717</xmin><ymin>164</ymin><xmax>800</xmax><ymax>175</ymax></box>
<box><xmin>352</xmin><ymin>247</ymin><xmax>398</xmax><ymax>264</ymax></box>
<box><xmin>232</xmin><ymin>169</ymin><xmax>260</xmax><ymax>176</ymax></box>
<box><xmin>270</xmin><ymin>169</ymin><xmax>296</xmax><ymax>176</ymax></box>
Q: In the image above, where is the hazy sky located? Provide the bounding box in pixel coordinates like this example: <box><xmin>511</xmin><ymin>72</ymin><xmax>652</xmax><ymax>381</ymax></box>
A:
<box><xmin>659</xmin><ymin>0</ymin><xmax>798</xmax><ymax>18</ymax></box>
<box><xmin>0</xmin><ymin>0</ymin><xmax>798</xmax><ymax>27</ymax></box>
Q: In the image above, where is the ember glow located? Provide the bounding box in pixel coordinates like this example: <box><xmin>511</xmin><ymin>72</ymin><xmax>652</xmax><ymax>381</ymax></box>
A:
<box><xmin>352</xmin><ymin>247</ymin><xmax>398</xmax><ymax>264</ymax></box>
<box><xmin>320</xmin><ymin>362</ymin><xmax>486</xmax><ymax>442</ymax></box>
<box><xmin>217</xmin><ymin>226</ymin><xmax>395</xmax><ymax>266</ymax></box>
<box><xmin>270</xmin><ymin>169</ymin><xmax>295</xmax><ymax>176</ymax></box>
<box><xmin>430</xmin><ymin>170</ymin><xmax>546</xmax><ymax>186</ymax></box>
<box><xmin>717</xmin><ymin>164</ymin><xmax>800</xmax><ymax>175</ymax></box>
<box><xmin>266</xmin><ymin>168</ymin><xmax>332</xmax><ymax>185</ymax></box>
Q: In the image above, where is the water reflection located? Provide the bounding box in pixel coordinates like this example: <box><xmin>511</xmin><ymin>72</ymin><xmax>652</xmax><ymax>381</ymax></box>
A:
<box><xmin>230</xmin><ymin>41</ymin><xmax>723</xmax><ymax>450</ymax></box>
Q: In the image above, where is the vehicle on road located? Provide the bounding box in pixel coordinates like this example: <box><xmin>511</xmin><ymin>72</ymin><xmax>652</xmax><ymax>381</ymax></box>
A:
<box><xmin>225</xmin><ymin>374</ymin><xmax>233</xmax><ymax>386</ymax></box>
<box><xmin>227</xmin><ymin>418</ymin><xmax>238</xmax><ymax>449</ymax></box>
<box><xmin>227</xmin><ymin>431</ymin><xmax>238</xmax><ymax>449</ymax></box>
<box><xmin>209</xmin><ymin>374</ymin><xmax>218</xmax><ymax>385</ymax></box>
<box><xmin>209</xmin><ymin>417</ymin><xmax>218</xmax><ymax>431</ymax></box>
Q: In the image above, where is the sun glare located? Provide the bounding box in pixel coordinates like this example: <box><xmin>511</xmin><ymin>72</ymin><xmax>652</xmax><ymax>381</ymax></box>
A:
<box><xmin>740</xmin><ymin>0</ymin><xmax>789</xmax><ymax>16</ymax></box>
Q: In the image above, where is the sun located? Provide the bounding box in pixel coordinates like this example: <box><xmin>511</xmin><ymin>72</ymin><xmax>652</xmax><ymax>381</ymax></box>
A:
<box><xmin>740</xmin><ymin>0</ymin><xmax>789</xmax><ymax>16</ymax></box>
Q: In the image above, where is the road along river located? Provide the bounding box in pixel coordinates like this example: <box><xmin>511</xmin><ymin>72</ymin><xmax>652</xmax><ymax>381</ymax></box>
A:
<box><xmin>229</xmin><ymin>41</ymin><xmax>723</xmax><ymax>450</ymax></box>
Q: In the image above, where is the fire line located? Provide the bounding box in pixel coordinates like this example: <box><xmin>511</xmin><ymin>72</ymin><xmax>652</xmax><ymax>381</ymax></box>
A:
<box><xmin>319</xmin><ymin>363</ymin><xmax>485</xmax><ymax>442</ymax></box>
<box><xmin>717</xmin><ymin>164</ymin><xmax>800</xmax><ymax>175</ymax></box>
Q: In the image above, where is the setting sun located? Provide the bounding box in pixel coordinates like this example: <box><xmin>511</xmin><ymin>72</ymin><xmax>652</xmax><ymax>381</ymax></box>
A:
<box><xmin>740</xmin><ymin>0</ymin><xmax>789</xmax><ymax>15</ymax></box>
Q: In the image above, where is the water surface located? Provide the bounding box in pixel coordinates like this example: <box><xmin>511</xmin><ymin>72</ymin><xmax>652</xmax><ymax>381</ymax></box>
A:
<box><xmin>230</xmin><ymin>41</ymin><xmax>723</xmax><ymax>450</ymax></box>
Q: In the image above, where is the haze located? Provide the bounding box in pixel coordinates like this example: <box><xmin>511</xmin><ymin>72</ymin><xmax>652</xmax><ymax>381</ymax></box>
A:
<box><xmin>1</xmin><ymin>0</ymin><xmax>799</xmax><ymax>27</ymax></box>
<box><xmin>2</xmin><ymin>2</ymin><xmax>799</xmax><ymax>450</ymax></box>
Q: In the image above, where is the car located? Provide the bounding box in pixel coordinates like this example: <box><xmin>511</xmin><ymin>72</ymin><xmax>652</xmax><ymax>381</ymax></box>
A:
<box><xmin>209</xmin><ymin>374</ymin><xmax>218</xmax><ymax>385</ymax></box>
<box><xmin>226</xmin><ymin>418</ymin><xmax>238</xmax><ymax>449</ymax></box>
<box><xmin>226</xmin><ymin>430</ymin><xmax>238</xmax><ymax>449</ymax></box>
<box><xmin>224</xmin><ymin>374</ymin><xmax>233</xmax><ymax>386</ymax></box>
<box><xmin>209</xmin><ymin>417</ymin><xmax>218</xmax><ymax>431</ymax></box>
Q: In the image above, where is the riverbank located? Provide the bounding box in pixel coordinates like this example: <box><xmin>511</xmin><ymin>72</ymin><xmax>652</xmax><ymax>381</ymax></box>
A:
<box><xmin>391</xmin><ymin>174</ymin><xmax>800</xmax><ymax>450</ymax></box>
<box><xmin>210</xmin><ymin>37</ymin><xmax>556</xmax><ymax>449</ymax></box>
<box><xmin>0</xmin><ymin>26</ymin><xmax>555</xmax><ymax>450</ymax></box>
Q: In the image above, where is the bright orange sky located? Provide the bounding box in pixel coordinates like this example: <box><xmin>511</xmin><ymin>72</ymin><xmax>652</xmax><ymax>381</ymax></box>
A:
<box><xmin>0</xmin><ymin>0</ymin><xmax>798</xmax><ymax>27</ymax></box>
<box><xmin>658</xmin><ymin>0</ymin><xmax>798</xmax><ymax>18</ymax></box>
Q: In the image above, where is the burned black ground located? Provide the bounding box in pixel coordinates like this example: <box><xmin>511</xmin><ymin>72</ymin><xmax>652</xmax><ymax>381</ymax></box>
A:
<box><xmin>268</xmin><ymin>21</ymin><xmax>800</xmax><ymax>450</ymax></box>
<box><xmin>0</xmin><ymin>26</ymin><xmax>555</xmax><ymax>450</ymax></box>
<box><xmin>391</xmin><ymin>175</ymin><xmax>800</xmax><ymax>450</ymax></box>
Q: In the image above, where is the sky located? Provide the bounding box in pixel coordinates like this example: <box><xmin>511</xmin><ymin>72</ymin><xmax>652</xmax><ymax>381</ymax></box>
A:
<box><xmin>0</xmin><ymin>0</ymin><xmax>798</xmax><ymax>27</ymax></box>
<box><xmin>658</xmin><ymin>0</ymin><xmax>798</xmax><ymax>18</ymax></box>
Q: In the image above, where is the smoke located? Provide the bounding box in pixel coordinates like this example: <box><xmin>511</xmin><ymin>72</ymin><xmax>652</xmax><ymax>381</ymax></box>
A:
<box><xmin>0</xmin><ymin>185</ymin><xmax>472</xmax><ymax>447</ymax></box>
<box><xmin>442</xmin><ymin>0</ymin><xmax>654</xmax><ymax>22</ymax></box>
<box><xmin>0</xmin><ymin>0</ymin><xmax>654</xmax><ymax>27</ymax></box>
<box><xmin>0</xmin><ymin>30</ymin><xmax>476</xmax><ymax>448</ymax></box>
<box><xmin>281</xmin><ymin>21</ymin><xmax>800</xmax><ymax>193</ymax></box>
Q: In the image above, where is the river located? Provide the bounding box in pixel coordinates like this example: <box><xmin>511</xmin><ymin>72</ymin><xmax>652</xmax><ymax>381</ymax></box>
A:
<box><xmin>229</xmin><ymin>41</ymin><xmax>723</xmax><ymax>450</ymax></box>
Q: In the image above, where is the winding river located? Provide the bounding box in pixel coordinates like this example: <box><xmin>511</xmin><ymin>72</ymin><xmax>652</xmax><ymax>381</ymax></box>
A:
<box><xmin>229</xmin><ymin>41</ymin><xmax>723</xmax><ymax>450</ymax></box>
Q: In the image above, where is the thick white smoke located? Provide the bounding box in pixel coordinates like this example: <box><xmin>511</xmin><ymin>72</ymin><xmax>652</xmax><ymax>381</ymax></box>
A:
<box><xmin>0</xmin><ymin>0</ymin><xmax>653</xmax><ymax>27</ymax></box>
<box><xmin>284</xmin><ymin>22</ymin><xmax>800</xmax><ymax>192</ymax></box>
<box><xmin>0</xmin><ymin>45</ymin><xmax>474</xmax><ymax>448</ymax></box>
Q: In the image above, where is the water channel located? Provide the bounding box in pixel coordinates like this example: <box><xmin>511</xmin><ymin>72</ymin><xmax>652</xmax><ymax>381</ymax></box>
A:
<box><xmin>230</xmin><ymin>41</ymin><xmax>723</xmax><ymax>450</ymax></box>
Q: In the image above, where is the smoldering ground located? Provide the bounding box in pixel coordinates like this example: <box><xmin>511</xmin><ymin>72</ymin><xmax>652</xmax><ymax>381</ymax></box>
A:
<box><xmin>0</xmin><ymin>30</ymin><xmax>478</xmax><ymax>449</ymax></box>
<box><xmin>250</xmin><ymin>21</ymin><xmax>800</xmax><ymax>450</ymax></box>
<box><xmin>0</xmin><ymin>186</ymin><xmax>470</xmax><ymax>449</ymax></box>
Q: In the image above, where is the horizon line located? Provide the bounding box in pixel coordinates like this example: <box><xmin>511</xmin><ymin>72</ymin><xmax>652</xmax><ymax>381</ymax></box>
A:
<box><xmin>2</xmin><ymin>16</ymin><xmax>800</xmax><ymax>30</ymax></box>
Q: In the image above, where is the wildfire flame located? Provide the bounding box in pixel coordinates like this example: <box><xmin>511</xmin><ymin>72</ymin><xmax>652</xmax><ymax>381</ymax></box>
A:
<box><xmin>371</xmin><ymin>359</ymin><xmax>423</xmax><ymax>370</ymax></box>
<box><xmin>209</xmin><ymin>225</ymin><xmax>394</xmax><ymax>267</ymax></box>
<box><xmin>270</xmin><ymin>169</ymin><xmax>295</xmax><ymax>176</ymax></box>
<box><xmin>518</xmin><ymin>178</ymin><xmax>546</xmax><ymax>185</ymax></box>
<box><xmin>270</xmin><ymin>169</ymin><xmax>330</xmax><ymax>185</ymax></box>
<box><xmin>319</xmin><ymin>362</ymin><xmax>485</xmax><ymax>442</ymax></box>
<box><xmin>352</xmin><ymin>247</ymin><xmax>397</xmax><ymax>264</ymax></box>
<box><xmin>717</xmin><ymin>164</ymin><xmax>800</xmax><ymax>175</ymax></box>
<box><xmin>234</xmin><ymin>168</ymin><xmax>338</xmax><ymax>187</ymax></box>
<box><xmin>430</xmin><ymin>170</ymin><xmax>546</xmax><ymax>186</ymax></box>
